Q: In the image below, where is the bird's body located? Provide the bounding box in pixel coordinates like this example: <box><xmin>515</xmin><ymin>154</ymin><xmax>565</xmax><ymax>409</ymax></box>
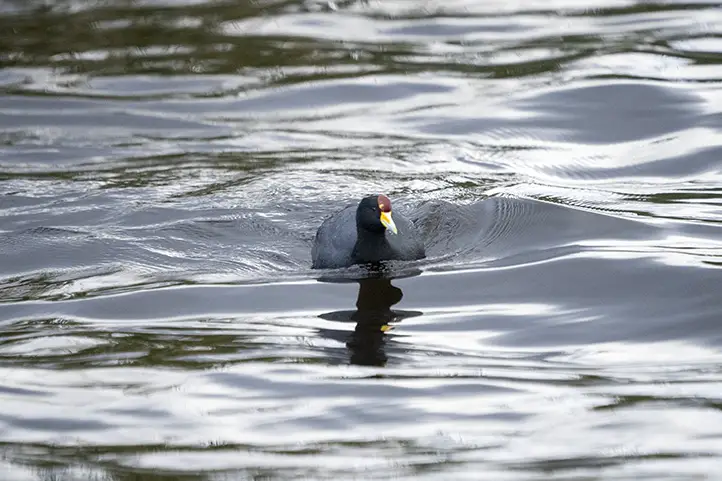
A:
<box><xmin>312</xmin><ymin>195</ymin><xmax>426</xmax><ymax>269</ymax></box>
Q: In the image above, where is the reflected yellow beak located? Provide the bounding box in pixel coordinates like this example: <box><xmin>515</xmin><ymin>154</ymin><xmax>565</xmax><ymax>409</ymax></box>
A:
<box><xmin>380</xmin><ymin>211</ymin><xmax>398</xmax><ymax>234</ymax></box>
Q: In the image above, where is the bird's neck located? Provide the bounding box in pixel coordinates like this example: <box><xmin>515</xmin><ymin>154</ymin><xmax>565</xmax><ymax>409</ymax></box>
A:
<box><xmin>353</xmin><ymin>227</ymin><xmax>393</xmax><ymax>264</ymax></box>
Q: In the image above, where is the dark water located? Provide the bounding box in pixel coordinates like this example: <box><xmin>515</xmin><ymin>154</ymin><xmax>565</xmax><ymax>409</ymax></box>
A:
<box><xmin>3</xmin><ymin>0</ymin><xmax>722</xmax><ymax>479</ymax></box>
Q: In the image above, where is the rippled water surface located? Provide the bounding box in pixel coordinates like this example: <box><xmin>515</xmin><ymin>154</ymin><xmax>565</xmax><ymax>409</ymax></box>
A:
<box><xmin>3</xmin><ymin>0</ymin><xmax>722</xmax><ymax>479</ymax></box>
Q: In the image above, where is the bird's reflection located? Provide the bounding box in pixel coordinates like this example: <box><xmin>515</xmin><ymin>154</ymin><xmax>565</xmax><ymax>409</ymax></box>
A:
<box><xmin>318</xmin><ymin>268</ymin><xmax>423</xmax><ymax>366</ymax></box>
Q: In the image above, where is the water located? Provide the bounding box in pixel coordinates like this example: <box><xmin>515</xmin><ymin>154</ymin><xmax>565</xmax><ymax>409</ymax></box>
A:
<box><xmin>2</xmin><ymin>0</ymin><xmax>722</xmax><ymax>479</ymax></box>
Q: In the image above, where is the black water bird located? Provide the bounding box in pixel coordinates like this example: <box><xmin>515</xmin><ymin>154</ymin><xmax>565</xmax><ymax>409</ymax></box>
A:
<box><xmin>311</xmin><ymin>194</ymin><xmax>426</xmax><ymax>269</ymax></box>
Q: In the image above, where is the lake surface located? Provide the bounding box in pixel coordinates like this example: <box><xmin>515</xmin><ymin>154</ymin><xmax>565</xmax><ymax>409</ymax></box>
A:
<box><xmin>2</xmin><ymin>0</ymin><xmax>722</xmax><ymax>479</ymax></box>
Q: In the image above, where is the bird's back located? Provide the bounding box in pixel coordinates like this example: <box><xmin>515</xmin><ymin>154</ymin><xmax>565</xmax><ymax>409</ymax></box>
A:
<box><xmin>311</xmin><ymin>204</ymin><xmax>357</xmax><ymax>269</ymax></box>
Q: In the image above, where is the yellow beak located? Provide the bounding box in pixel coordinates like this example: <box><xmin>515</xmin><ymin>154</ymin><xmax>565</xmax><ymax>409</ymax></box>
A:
<box><xmin>380</xmin><ymin>211</ymin><xmax>398</xmax><ymax>234</ymax></box>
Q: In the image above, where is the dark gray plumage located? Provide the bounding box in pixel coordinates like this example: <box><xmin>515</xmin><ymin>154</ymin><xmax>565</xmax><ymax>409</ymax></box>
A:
<box><xmin>311</xmin><ymin>195</ymin><xmax>426</xmax><ymax>269</ymax></box>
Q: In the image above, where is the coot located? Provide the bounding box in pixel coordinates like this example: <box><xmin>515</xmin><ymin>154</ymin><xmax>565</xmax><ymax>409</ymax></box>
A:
<box><xmin>311</xmin><ymin>194</ymin><xmax>426</xmax><ymax>269</ymax></box>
